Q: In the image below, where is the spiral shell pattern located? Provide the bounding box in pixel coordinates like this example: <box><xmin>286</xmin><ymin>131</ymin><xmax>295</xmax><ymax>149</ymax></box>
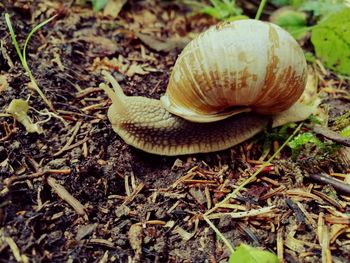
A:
<box><xmin>161</xmin><ymin>19</ymin><xmax>307</xmax><ymax>122</ymax></box>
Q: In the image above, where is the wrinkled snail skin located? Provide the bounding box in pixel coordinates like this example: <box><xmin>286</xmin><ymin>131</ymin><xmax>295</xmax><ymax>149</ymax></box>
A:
<box><xmin>107</xmin><ymin>95</ymin><xmax>269</xmax><ymax>156</ymax></box>
<box><xmin>101</xmin><ymin>19</ymin><xmax>310</xmax><ymax>156</ymax></box>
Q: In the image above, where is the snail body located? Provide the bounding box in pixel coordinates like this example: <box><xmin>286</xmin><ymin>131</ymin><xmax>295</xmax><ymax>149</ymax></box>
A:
<box><xmin>101</xmin><ymin>19</ymin><xmax>312</xmax><ymax>156</ymax></box>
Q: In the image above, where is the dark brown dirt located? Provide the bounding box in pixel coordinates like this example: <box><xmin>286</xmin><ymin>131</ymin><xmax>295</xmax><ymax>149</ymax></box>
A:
<box><xmin>0</xmin><ymin>1</ymin><xmax>349</xmax><ymax>263</ymax></box>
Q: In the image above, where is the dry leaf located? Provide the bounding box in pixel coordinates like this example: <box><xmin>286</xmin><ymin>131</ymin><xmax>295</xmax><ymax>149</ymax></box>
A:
<box><xmin>72</xmin><ymin>36</ymin><xmax>118</xmax><ymax>56</ymax></box>
<box><xmin>103</xmin><ymin>0</ymin><xmax>127</xmax><ymax>18</ymax></box>
<box><xmin>132</xmin><ymin>10</ymin><xmax>157</xmax><ymax>25</ymax></box>
<box><xmin>136</xmin><ymin>32</ymin><xmax>190</xmax><ymax>52</ymax></box>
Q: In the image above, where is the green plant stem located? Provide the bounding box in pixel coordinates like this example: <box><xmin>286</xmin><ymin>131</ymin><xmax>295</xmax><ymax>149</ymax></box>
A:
<box><xmin>203</xmin><ymin>214</ymin><xmax>234</xmax><ymax>253</ymax></box>
<box><xmin>255</xmin><ymin>0</ymin><xmax>267</xmax><ymax>20</ymax></box>
<box><xmin>4</xmin><ymin>13</ymin><xmax>56</xmax><ymax>112</ymax></box>
<box><xmin>205</xmin><ymin>122</ymin><xmax>303</xmax><ymax>216</ymax></box>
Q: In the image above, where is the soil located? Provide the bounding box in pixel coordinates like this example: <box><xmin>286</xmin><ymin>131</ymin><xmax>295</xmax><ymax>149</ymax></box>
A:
<box><xmin>0</xmin><ymin>1</ymin><xmax>349</xmax><ymax>262</ymax></box>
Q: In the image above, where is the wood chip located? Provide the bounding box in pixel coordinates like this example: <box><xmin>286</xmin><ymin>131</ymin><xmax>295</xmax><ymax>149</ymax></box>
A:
<box><xmin>321</xmin><ymin>225</ymin><xmax>332</xmax><ymax>263</ymax></box>
<box><xmin>0</xmin><ymin>74</ymin><xmax>9</xmax><ymax>93</ymax></box>
<box><xmin>76</xmin><ymin>223</ymin><xmax>97</xmax><ymax>241</ymax></box>
<box><xmin>128</xmin><ymin>223</ymin><xmax>143</xmax><ymax>262</ymax></box>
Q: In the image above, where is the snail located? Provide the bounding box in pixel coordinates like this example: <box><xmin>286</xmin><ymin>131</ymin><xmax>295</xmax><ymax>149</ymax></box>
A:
<box><xmin>100</xmin><ymin>19</ymin><xmax>316</xmax><ymax>156</ymax></box>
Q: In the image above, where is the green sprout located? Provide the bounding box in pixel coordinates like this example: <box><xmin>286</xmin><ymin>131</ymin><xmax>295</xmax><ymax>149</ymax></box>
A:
<box><xmin>91</xmin><ymin>0</ymin><xmax>109</xmax><ymax>11</ymax></box>
<box><xmin>4</xmin><ymin>13</ymin><xmax>57</xmax><ymax>112</ymax></box>
<box><xmin>201</xmin><ymin>0</ymin><xmax>243</xmax><ymax>20</ymax></box>
<box><xmin>6</xmin><ymin>99</ymin><xmax>43</xmax><ymax>134</ymax></box>
<box><xmin>229</xmin><ymin>244</ymin><xmax>279</xmax><ymax>263</ymax></box>
<box><xmin>182</xmin><ymin>0</ymin><xmax>244</xmax><ymax>20</ymax></box>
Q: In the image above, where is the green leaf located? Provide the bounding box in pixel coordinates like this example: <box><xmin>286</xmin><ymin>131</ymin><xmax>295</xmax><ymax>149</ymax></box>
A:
<box><xmin>300</xmin><ymin>0</ymin><xmax>345</xmax><ymax>17</ymax></box>
<box><xmin>270</xmin><ymin>9</ymin><xmax>310</xmax><ymax>39</ymax></box>
<box><xmin>304</xmin><ymin>51</ymin><xmax>317</xmax><ymax>63</ymax></box>
<box><xmin>91</xmin><ymin>0</ymin><xmax>109</xmax><ymax>11</ymax></box>
<box><xmin>288</xmin><ymin>132</ymin><xmax>324</xmax><ymax>150</ymax></box>
<box><xmin>308</xmin><ymin>114</ymin><xmax>322</xmax><ymax>124</ymax></box>
<box><xmin>340</xmin><ymin>125</ymin><xmax>350</xmax><ymax>137</ymax></box>
<box><xmin>201</xmin><ymin>0</ymin><xmax>242</xmax><ymax>20</ymax></box>
<box><xmin>311</xmin><ymin>8</ymin><xmax>350</xmax><ymax>76</ymax></box>
<box><xmin>229</xmin><ymin>244</ymin><xmax>279</xmax><ymax>263</ymax></box>
<box><xmin>270</xmin><ymin>0</ymin><xmax>291</xmax><ymax>7</ymax></box>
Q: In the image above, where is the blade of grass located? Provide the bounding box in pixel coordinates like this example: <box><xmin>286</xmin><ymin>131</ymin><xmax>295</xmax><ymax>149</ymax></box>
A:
<box><xmin>4</xmin><ymin>13</ymin><xmax>24</xmax><ymax>63</ymax></box>
<box><xmin>203</xmin><ymin>214</ymin><xmax>234</xmax><ymax>253</ymax></box>
<box><xmin>23</xmin><ymin>15</ymin><xmax>57</xmax><ymax>63</ymax></box>
<box><xmin>255</xmin><ymin>0</ymin><xmax>268</xmax><ymax>20</ymax></box>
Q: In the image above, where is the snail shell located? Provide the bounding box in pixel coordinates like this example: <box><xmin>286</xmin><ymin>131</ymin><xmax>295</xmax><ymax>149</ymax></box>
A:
<box><xmin>101</xmin><ymin>19</ymin><xmax>313</xmax><ymax>156</ymax></box>
<box><xmin>160</xmin><ymin>19</ymin><xmax>307</xmax><ymax>122</ymax></box>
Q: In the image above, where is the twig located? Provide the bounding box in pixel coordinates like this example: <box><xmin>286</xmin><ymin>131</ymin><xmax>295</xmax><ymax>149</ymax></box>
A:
<box><xmin>207</xmin><ymin>205</ymin><xmax>276</xmax><ymax>220</ymax></box>
<box><xmin>53</xmin><ymin>121</ymin><xmax>82</xmax><ymax>156</ymax></box>
<box><xmin>0</xmin><ymin>121</ymin><xmax>16</xmax><ymax>141</ymax></box>
<box><xmin>4</xmin><ymin>169</ymin><xmax>71</xmax><ymax>187</ymax></box>
<box><xmin>313</xmin><ymin>126</ymin><xmax>350</xmax><ymax>147</ymax></box>
<box><xmin>308</xmin><ymin>173</ymin><xmax>350</xmax><ymax>195</ymax></box>
<box><xmin>55</xmin><ymin>136</ymin><xmax>89</xmax><ymax>155</ymax></box>
<box><xmin>2</xmin><ymin>235</ymin><xmax>29</xmax><ymax>263</ymax></box>
<box><xmin>122</xmin><ymin>182</ymin><xmax>145</xmax><ymax>206</ymax></box>
<box><xmin>76</xmin><ymin>87</ymin><xmax>103</xmax><ymax>98</ymax></box>
<box><xmin>47</xmin><ymin>176</ymin><xmax>88</xmax><ymax>219</ymax></box>
<box><xmin>295</xmin><ymin>201</ymin><xmax>317</xmax><ymax>228</ymax></box>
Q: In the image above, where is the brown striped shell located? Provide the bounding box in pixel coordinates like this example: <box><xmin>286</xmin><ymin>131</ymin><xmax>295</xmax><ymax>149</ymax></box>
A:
<box><xmin>160</xmin><ymin>19</ymin><xmax>307</xmax><ymax>123</ymax></box>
